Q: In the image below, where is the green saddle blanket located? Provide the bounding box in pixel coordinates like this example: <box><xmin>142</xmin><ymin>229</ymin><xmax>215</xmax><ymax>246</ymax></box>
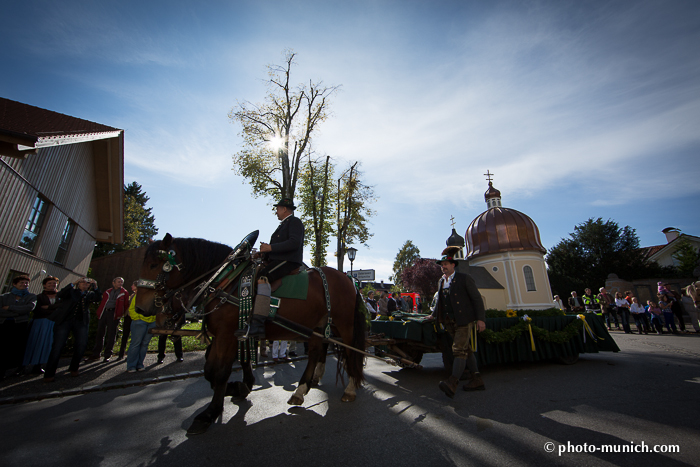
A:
<box><xmin>272</xmin><ymin>270</ymin><xmax>310</xmax><ymax>300</ymax></box>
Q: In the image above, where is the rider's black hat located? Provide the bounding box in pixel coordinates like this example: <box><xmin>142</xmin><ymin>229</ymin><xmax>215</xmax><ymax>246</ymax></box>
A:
<box><xmin>274</xmin><ymin>197</ymin><xmax>296</xmax><ymax>210</ymax></box>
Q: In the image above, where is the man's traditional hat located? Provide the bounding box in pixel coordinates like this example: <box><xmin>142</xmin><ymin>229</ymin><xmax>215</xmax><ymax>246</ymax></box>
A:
<box><xmin>436</xmin><ymin>246</ymin><xmax>460</xmax><ymax>265</ymax></box>
<box><xmin>273</xmin><ymin>198</ymin><xmax>296</xmax><ymax>210</ymax></box>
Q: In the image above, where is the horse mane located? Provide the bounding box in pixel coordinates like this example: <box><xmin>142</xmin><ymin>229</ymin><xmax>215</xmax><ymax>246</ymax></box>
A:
<box><xmin>687</xmin><ymin>282</ymin><xmax>699</xmax><ymax>301</ymax></box>
<box><xmin>146</xmin><ymin>237</ymin><xmax>232</xmax><ymax>284</ymax></box>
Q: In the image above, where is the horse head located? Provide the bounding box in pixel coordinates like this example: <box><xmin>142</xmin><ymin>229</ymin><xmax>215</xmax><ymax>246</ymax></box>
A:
<box><xmin>135</xmin><ymin>233</ymin><xmax>189</xmax><ymax>327</ymax></box>
<box><xmin>135</xmin><ymin>233</ymin><xmax>250</xmax><ymax>329</ymax></box>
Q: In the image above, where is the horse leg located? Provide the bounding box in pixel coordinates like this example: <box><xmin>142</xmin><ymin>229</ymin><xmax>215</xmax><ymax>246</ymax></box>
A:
<box><xmin>311</xmin><ymin>342</ymin><xmax>330</xmax><ymax>387</ymax></box>
<box><xmin>288</xmin><ymin>338</ymin><xmax>324</xmax><ymax>406</ymax></box>
<box><xmin>341</xmin><ymin>376</ymin><xmax>358</xmax><ymax>403</ymax></box>
<box><xmin>188</xmin><ymin>340</ymin><xmax>237</xmax><ymax>435</ymax></box>
<box><xmin>225</xmin><ymin>360</ymin><xmax>255</xmax><ymax>401</ymax></box>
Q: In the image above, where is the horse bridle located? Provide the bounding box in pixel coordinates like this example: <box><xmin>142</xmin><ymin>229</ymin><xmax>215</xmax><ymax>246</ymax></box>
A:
<box><xmin>136</xmin><ymin>235</ymin><xmax>258</xmax><ymax>327</ymax></box>
<box><xmin>136</xmin><ymin>249</ymin><xmax>187</xmax><ymax>327</ymax></box>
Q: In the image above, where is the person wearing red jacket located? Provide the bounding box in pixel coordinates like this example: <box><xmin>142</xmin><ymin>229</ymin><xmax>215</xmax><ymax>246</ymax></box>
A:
<box><xmin>88</xmin><ymin>277</ymin><xmax>129</xmax><ymax>362</ymax></box>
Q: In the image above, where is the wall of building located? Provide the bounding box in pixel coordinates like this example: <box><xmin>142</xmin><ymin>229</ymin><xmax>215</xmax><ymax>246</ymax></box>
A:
<box><xmin>470</xmin><ymin>250</ymin><xmax>553</xmax><ymax>310</ymax></box>
<box><xmin>89</xmin><ymin>246</ymin><xmax>148</xmax><ymax>291</ymax></box>
<box><xmin>0</xmin><ymin>142</ymin><xmax>100</xmax><ymax>294</ymax></box>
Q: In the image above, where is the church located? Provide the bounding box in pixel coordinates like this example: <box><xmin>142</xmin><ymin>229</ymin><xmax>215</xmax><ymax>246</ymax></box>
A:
<box><xmin>449</xmin><ymin>174</ymin><xmax>554</xmax><ymax>310</ymax></box>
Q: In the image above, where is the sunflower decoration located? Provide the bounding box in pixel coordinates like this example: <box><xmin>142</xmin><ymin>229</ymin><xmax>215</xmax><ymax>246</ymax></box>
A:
<box><xmin>506</xmin><ymin>309</ymin><xmax>518</xmax><ymax>318</ymax></box>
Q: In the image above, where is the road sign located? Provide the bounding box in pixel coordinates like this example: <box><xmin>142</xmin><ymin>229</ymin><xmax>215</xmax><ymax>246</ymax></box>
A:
<box><xmin>349</xmin><ymin>269</ymin><xmax>375</xmax><ymax>281</ymax></box>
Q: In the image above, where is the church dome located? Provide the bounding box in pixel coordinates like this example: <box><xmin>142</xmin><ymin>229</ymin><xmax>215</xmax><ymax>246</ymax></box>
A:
<box><xmin>447</xmin><ymin>228</ymin><xmax>465</xmax><ymax>248</ymax></box>
<box><xmin>484</xmin><ymin>182</ymin><xmax>501</xmax><ymax>201</ymax></box>
<box><xmin>465</xmin><ymin>207</ymin><xmax>546</xmax><ymax>260</ymax></box>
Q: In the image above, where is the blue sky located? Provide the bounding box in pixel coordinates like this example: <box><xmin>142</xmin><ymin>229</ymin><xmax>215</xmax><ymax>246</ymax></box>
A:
<box><xmin>2</xmin><ymin>0</ymin><xmax>699</xmax><ymax>282</ymax></box>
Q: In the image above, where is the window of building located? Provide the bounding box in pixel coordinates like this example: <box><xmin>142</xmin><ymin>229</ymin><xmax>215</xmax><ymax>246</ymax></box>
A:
<box><xmin>19</xmin><ymin>196</ymin><xmax>49</xmax><ymax>253</ymax></box>
<box><xmin>523</xmin><ymin>265</ymin><xmax>536</xmax><ymax>291</ymax></box>
<box><xmin>54</xmin><ymin>219</ymin><xmax>75</xmax><ymax>265</ymax></box>
<box><xmin>2</xmin><ymin>270</ymin><xmax>27</xmax><ymax>294</ymax></box>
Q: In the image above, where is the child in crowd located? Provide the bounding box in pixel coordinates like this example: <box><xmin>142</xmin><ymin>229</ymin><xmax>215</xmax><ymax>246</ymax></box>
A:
<box><xmin>646</xmin><ymin>300</ymin><xmax>664</xmax><ymax>334</ymax></box>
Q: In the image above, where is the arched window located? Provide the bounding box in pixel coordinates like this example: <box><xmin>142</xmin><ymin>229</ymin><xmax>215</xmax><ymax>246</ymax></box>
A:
<box><xmin>523</xmin><ymin>265</ymin><xmax>536</xmax><ymax>291</ymax></box>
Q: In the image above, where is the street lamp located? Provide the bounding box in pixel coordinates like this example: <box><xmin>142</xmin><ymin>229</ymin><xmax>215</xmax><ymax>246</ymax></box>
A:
<box><xmin>346</xmin><ymin>247</ymin><xmax>358</xmax><ymax>277</ymax></box>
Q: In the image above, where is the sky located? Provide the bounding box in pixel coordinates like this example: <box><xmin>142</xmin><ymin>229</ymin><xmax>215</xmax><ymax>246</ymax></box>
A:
<box><xmin>2</xmin><ymin>0</ymin><xmax>699</xmax><ymax>283</ymax></box>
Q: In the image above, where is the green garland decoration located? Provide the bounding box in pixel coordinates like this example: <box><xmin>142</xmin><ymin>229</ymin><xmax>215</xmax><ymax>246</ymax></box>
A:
<box><xmin>480</xmin><ymin>318</ymin><xmax>584</xmax><ymax>345</ymax></box>
<box><xmin>484</xmin><ymin>307</ymin><xmax>565</xmax><ymax>318</ymax></box>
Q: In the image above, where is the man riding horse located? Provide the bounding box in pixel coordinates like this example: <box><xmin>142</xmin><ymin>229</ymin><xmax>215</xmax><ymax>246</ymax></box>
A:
<box><xmin>235</xmin><ymin>197</ymin><xmax>304</xmax><ymax>340</ymax></box>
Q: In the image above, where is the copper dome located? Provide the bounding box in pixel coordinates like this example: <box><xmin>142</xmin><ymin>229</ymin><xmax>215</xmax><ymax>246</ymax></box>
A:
<box><xmin>465</xmin><ymin>207</ymin><xmax>546</xmax><ymax>260</ymax></box>
<box><xmin>484</xmin><ymin>182</ymin><xmax>501</xmax><ymax>200</ymax></box>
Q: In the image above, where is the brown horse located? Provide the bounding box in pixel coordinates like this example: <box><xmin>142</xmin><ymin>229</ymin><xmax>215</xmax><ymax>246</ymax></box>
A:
<box><xmin>135</xmin><ymin>233</ymin><xmax>366</xmax><ymax>434</ymax></box>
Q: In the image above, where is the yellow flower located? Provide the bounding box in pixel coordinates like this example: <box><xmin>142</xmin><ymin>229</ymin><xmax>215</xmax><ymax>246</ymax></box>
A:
<box><xmin>506</xmin><ymin>309</ymin><xmax>517</xmax><ymax>318</ymax></box>
<box><xmin>389</xmin><ymin>316</ymin><xmax>394</xmax><ymax>321</ymax></box>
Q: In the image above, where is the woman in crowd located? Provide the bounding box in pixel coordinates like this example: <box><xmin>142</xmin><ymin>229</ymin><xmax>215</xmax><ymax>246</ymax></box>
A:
<box><xmin>23</xmin><ymin>276</ymin><xmax>60</xmax><ymax>374</ymax></box>
<box><xmin>125</xmin><ymin>286</ymin><xmax>156</xmax><ymax>372</ymax></box>
<box><xmin>629</xmin><ymin>297</ymin><xmax>649</xmax><ymax>335</ymax></box>
<box><xmin>614</xmin><ymin>292</ymin><xmax>632</xmax><ymax>333</ymax></box>
<box><xmin>376</xmin><ymin>292</ymin><xmax>388</xmax><ymax>317</ymax></box>
<box><xmin>658</xmin><ymin>294</ymin><xmax>678</xmax><ymax>334</ymax></box>
<box><xmin>0</xmin><ymin>275</ymin><xmax>36</xmax><ymax>380</ymax></box>
<box><xmin>682</xmin><ymin>283</ymin><xmax>700</xmax><ymax>333</ymax></box>
<box><xmin>553</xmin><ymin>295</ymin><xmax>565</xmax><ymax>311</ymax></box>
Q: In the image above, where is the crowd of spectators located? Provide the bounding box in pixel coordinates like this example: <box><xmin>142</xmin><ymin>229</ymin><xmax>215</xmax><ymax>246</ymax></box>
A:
<box><xmin>553</xmin><ymin>281</ymin><xmax>700</xmax><ymax>335</ymax></box>
<box><xmin>0</xmin><ymin>274</ymin><xmax>186</xmax><ymax>383</ymax></box>
<box><xmin>364</xmin><ymin>290</ymin><xmax>422</xmax><ymax>319</ymax></box>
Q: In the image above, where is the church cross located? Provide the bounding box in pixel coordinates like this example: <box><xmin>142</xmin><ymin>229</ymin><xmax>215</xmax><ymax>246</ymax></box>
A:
<box><xmin>484</xmin><ymin>170</ymin><xmax>494</xmax><ymax>182</ymax></box>
<box><xmin>450</xmin><ymin>215</ymin><xmax>456</xmax><ymax>228</ymax></box>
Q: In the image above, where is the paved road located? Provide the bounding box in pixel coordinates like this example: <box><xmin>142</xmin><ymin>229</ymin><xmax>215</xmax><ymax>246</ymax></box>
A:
<box><xmin>1</xmin><ymin>333</ymin><xmax>698</xmax><ymax>467</ymax></box>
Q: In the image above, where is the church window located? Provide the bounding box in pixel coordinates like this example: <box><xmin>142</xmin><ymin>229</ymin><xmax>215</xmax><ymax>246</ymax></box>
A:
<box><xmin>523</xmin><ymin>266</ymin><xmax>536</xmax><ymax>291</ymax></box>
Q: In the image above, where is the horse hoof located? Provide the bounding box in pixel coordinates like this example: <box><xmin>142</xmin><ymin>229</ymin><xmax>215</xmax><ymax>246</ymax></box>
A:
<box><xmin>310</xmin><ymin>378</ymin><xmax>320</xmax><ymax>388</ymax></box>
<box><xmin>227</xmin><ymin>381</ymin><xmax>251</xmax><ymax>400</ymax></box>
<box><xmin>341</xmin><ymin>393</ymin><xmax>356</xmax><ymax>402</ymax></box>
<box><xmin>187</xmin><ymin>419</ymin><xmax>211</xmax><ymax>435</ymax></box>
<box><xmin>287</xmin><ymin>395</ymin><xmax>304</xmax><ymax>406</ymax></box>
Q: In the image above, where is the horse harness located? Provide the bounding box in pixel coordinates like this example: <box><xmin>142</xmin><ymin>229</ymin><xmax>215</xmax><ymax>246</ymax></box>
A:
<box><xmin>137</xmin><ymin>244</ymin><xmax>336</xmax><ymax>340</ymax></box>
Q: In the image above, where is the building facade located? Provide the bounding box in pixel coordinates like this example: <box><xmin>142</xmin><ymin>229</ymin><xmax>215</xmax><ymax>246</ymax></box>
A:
<box><xmin>0</xmin><ymin>98</ymin><xmax>124</xmax><ymax>294</ymax></box>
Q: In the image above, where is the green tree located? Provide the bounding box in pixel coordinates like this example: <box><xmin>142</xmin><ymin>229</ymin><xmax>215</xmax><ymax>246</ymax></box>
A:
<box><xmin>94</xmin><ymin>182</ymin><xmax>158</xmax><ymax>257</ymax></box>
<box><xmin>336</xmin><ymin>162</ymin><xmax>375</xmax><ymax>272</ymax></box>
<box><xmin>546</xmin><ymin>218</ymin><xmax>656</xmax><ymax>296</ymax></box>
<box><xmin>391</xmin><ymin>240</ymin><xmax>421</xmax><ymax>291</ymax></box>
<box><xmin>360</xmin><ymin>283</ymin><xmax>376</xmax><ymax>297</ymax></box>
<box><xmin>229</xmin><ymin>49</ymin><xmax>339</xmax><ymax>202</ymax></box>
<box><xmin>298</xmin><ymin>153</ymin><xmax>335</xmax><ymax>267</ymax></box>
<box><xmin>671</xmin><ymin>236</ymin><xmax>700</xmax><ymax>277</ymax></box>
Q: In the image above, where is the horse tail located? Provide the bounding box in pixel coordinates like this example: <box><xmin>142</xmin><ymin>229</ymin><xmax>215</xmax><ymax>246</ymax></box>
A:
<box><xmin>345</xmin><ymin>290</ymin><xmax>367</xmax><ymax>385</ymax></box>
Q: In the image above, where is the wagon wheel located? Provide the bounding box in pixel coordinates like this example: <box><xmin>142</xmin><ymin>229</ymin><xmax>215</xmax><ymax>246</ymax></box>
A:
<box><xmin>393</xmin><ymin>343</ymin><xmax>423</xmax><ymax>367</ymax></box>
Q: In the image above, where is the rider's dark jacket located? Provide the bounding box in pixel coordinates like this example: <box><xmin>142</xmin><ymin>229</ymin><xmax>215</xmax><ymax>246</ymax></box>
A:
<box><xmin>267</xmin><ymin>214</ymin><xmax>304</xmax><ymax>264</ymax></box>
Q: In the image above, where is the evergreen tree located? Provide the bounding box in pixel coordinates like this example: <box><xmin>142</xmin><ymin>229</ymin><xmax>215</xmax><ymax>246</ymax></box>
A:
<box><xmin>671</xmin><ymin>236</ymin><xmax>700</xmax><ymax>277</ymax></box>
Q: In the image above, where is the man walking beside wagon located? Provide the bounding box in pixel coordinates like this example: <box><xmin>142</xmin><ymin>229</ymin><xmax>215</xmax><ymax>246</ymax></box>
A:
<box><xmin>430</xmin><ymin>246</ymin><xmax>487</xmax><ymax>399</ymax></box>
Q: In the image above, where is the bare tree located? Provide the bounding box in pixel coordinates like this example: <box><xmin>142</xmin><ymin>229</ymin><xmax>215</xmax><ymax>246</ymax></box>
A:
<box><xmin>229</xmin><ymin>50</ymin><xmax>339</xmax><ymax>201</ymax></box>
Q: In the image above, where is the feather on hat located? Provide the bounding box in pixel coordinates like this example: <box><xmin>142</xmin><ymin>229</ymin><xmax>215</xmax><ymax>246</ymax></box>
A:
<box><xmin>436</xmin><ymin>246</ymin><xmax>461</xmax><ymax>264</ymax></box>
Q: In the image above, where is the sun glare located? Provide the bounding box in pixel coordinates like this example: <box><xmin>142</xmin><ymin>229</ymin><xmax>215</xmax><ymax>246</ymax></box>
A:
<box><xmin>268</xmin><ymin>134</ymin><xmax>284</xmax><ymax>151</ymax></box>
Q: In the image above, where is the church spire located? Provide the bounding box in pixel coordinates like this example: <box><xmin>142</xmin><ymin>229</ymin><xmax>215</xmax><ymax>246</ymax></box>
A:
<box><xmin>483</xmin><ymin>170</ymin><xmax>502</xmax><ymax>209</ymax></box>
